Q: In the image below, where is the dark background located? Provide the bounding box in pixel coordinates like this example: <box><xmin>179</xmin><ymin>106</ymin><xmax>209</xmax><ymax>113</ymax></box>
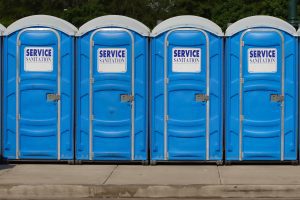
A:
<box><xmin>0</xmin><ymin>0</ymin><xmax>295</xmax><ymax>30</ymax></box>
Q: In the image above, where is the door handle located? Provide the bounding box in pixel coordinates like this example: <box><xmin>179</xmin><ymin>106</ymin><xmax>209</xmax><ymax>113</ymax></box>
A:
<box><xmin>120</xmin><ymin>94</ymin><xmax>134</xmax><ymax>102</ymax></box>
<box><xmin>47</xmin><ymin>93</ymin><xmax>60</xmax><ymax>102</ymax></box>
<box><xmin>195</xmin><ymin>94</ymin><xmax>209</xmax><ymax>102</ymax></box>
<box><xmin>270</xmin><ymin>94</ymin><xmax>284</xmax><ymax>102</ymax></box>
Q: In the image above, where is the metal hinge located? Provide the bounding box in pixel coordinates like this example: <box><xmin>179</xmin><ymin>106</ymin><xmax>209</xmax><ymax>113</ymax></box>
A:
<box><xmin>240</xmin><ymin>115</ymin><xmax>244</xmax><ymax>121</ymax></box>
<box><xmin>90</xmin><ymin>78</ymin><xmax>94</xmax><ymax>84</ymax></box>
<box><xmin>17</xmin><ymin>41</ymin><xmax>21</xmax><ymax>46</ymax></box>
<box><xmin>91</xmin><ymin>152</ymin><xmax>94</xmax><ymax>158</ymax></box>
<box><xmin>166</xmin><ymin>41</ymin><xmax>169</xmax><ymax>46</ymax></box>
<box><xmin>165</xmin><ymin>115</ymin><xmax>169</xmax><ymax>121</ymax></box>
<box><xmin>16</xmin><ymin>114</ymin><xmax>20</xmax><ymax>120</ymax></box>
<box><xmin>92</xmin><ymin>41</ymin><xmax>95</xmax><ymax>46</ymax></box>
<box><xmin>240</xmin><ymin>78</ymin><xmax>244</xmax><ymax>84</ymax></box>
<box><xmin>165</xmin><ymin>78</ymin><xmax>169</xmax><ymax>84</ymax></box>
<box><xmin>241</xmin><ymin>41</ymin><xmax>244</xmax><ymax>46</ymax></box>
<box><xmin>90</xmin><ymin>115</ymin><xmax>94</xmax><ymax>121</ymax></box>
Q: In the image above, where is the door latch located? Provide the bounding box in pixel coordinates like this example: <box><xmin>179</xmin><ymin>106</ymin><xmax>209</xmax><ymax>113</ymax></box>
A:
<box><xmin>47</xmin><ymin>93</ymin><xmax>60</xmax><ymax>101</ymax></box>
<box><xmin>195</xmin><ymin>94</ymin><xmax>209</xmax><ymax>102</ymax></box>
<box><xmin>120</xmin><ymin>94</ymin><xmax>134</xmax><ymax>102</ymax></box>
<box><xmin>270</xmin><ymin>94</ymin><xmax>284</xmax><ymax>102</ymax></box>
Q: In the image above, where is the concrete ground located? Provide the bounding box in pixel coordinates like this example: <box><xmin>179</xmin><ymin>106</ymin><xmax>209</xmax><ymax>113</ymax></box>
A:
<box><xmin>1</xmin><ymin>164</ymin><xmax>300</xmax><ymax>198</ymax></box>
<box><xmin>7</xmin><ymin>199</ymin><xmax>300</xmax><ymax>200</ymax></box>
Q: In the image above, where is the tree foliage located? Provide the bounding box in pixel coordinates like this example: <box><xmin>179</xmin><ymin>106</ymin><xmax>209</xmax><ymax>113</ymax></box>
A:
<box><xmin>0</xmin><ymin>0</ymin><xmax>295</xmax><ymax>30</ymax></box>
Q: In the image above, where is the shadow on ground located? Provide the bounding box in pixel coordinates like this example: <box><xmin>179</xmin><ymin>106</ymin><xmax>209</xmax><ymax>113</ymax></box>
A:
<box><xmin>0</xmin><ymin>164</ymin><xmax>15</xmax><ymax>170</ymax></box>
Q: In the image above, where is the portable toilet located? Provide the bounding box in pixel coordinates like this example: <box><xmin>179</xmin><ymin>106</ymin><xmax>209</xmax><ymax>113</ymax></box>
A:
<box><xmin>225</xmin><ymin>16</ymin><xmax>298</xmax><ymax>163</ymax></box>
<box><xmin>2</xmin><ymin>15</ymin><xmax>77</xmax><ymax>161</ymax></box>
<box><xmin>150</xmin><ymin>16</ymin><xmax>224</xmax><ymax>164</ymax></box>
<box><xmin>0</xmin><ymin>24</ymin><xmax>6</xmax><ymax>161</ymax></box>
<box><xmin>76</xmin><ymin>15</ymin><xmax>149</xmax><ymax>162</ymax></box>
<box><xmin>298</xmin><ymin>27</ymin><xmax>300</xmax><ymax>164</ymax></box>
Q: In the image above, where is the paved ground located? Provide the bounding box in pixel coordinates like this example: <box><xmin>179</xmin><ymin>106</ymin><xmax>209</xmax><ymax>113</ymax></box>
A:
<box><xmin>4</xmin><ymin>198</ymin><xmax>299</xmax><ymax>200</ymax></box>
<box><xmin>1</xmin><ymin>164</ymin><xmax>300</xmax><ymax>198</ymax></box>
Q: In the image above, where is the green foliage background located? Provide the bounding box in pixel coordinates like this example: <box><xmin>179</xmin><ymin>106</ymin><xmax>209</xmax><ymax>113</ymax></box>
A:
<box><xmin>0</xmin><ymin>0</ymin><xmax>294</xmax><ymax>30</ymax></box>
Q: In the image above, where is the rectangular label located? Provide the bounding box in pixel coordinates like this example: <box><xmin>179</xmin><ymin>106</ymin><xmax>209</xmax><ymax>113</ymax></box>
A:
<box><xmin>97</xmin><ymin>48</ymin><xmax>127</xmax><ymax>73</ymax></box>
<box><xmin>172</xmin><ymin>48</ymin><xmax>201</xmax><ymax>72</ymax></box>
<box><xmin>24</xmin><ymin>47</ymin><xmax>54</xmax><ymax>72</ymax></box>
<box><xmin>248</xmin><ymin>48</ymin><xmax>277</xmax><ymax>73</ymax></box>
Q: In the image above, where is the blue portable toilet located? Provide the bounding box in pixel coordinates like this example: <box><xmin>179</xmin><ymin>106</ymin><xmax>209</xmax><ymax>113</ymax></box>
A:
<box><xmin>0</xmin><ymin>24</ymin><xmax>6</xmax><ymax>161</ymax></box>
<box><xmin>225</xmin><ymin>16</ymin><xmax>298</xmax><ymax>163</ymax></box>
<box><xmin>151</xmin><ymin>16</ymin><xmax>224</xmax><ymax>163</ymax></box>
<box><xmin>76</xmin><ymin>15</ymin><xmax>149</xmax><ymax>162</ymax></box>
<box><xmin>3</xmin><ymin>15</ymin><xmax>77</xmax><ymax>161</ymax></box>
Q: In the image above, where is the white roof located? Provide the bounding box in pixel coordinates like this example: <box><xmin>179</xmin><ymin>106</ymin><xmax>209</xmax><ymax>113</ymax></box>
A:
<box><xmin>226</xmin><ymin>15</ymin><xmax>297</xmax><ymax>36</ymax></box>
<box><xmin>151</xmin><ymin>15</ymin><xmax>223</xmax><ymax>37</ymax></box>
<box><xmin>77</xmin><ymin>15</ymin><xmax>150</xmax><ymax>36</ymax></box>
<box><xmin>296</xmin><ymin>28</ymin><xmax>300</xmax><ymax>36</ymax></box>
<box><xmin>4</xmin><ymin>15</ymin><xmax>78</xmax><ymax>36</ymax></box>
<box><xmin>0</xmin><ymin>24</ymin><xmax>5</xmax><ymax>35</ymax></box>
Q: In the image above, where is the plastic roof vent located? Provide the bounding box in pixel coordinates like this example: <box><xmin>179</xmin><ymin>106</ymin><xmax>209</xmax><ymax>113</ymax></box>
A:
<box><xmin>77</xmin><ymin>15</ymin><xmax>150</xmax><ymax>36</ymax></box>
<box><xmin>4</xmin><ymin>15</ymin><xmax>78</xmax><ymax>36</ymax></box>
<box><xmin>226</xmin><ymin>15</ymin><xmax>296</xmax><ymax>36</ymax></box>
<box><xmin>151</xmin><ymin>15</ymin><xmax>223</xmax><ymax>37</ymax></box>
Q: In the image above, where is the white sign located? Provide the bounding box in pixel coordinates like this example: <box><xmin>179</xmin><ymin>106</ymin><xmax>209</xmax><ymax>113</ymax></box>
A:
<box><xmin>97</xmin><ymin>48</ymin><xmax>127</xmax><ymax>73</ymax></box>
<box><xmin>24</xmin><ymin>47</ymin><xmax>54</xmax><ymax>72</ymax></box>
<box><xmin>248</xmin><ymin>48</ymin><xmax>277</xmax><ymax>73</ymax></box>
<box><xmin>172</xmin><ymin>48</ymin><xmax>201</xmax><ymax>72</ymax></box>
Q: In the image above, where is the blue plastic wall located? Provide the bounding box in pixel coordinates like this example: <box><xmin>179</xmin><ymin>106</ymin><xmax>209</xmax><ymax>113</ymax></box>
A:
<box><xmin>76</xmin><ymin>28</ymin><xmax>148</xmax><ymax>161</ymax></box>
<box><xmin>225</xmin><ymin>28</ymin><xmax>298</xmax><ymax>161</ymax></box>
<box><xmin>151</xmin><ymin>29</ymin><xmax>223</xmax><ymax>161</ymax></box>
<box><xmin>0</xmin><ymin>38</ymin><xmax>2</xmax><ymax>160</ymax></box>
<box><xmin>3</xmin><ymin>27</ymin><xmax>75</xmax><ymax>160</ymax></box>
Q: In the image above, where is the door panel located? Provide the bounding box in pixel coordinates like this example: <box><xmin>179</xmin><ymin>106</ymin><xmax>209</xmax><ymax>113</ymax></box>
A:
<box><xmin>92</xmin><ymin>30</ymin><xmax>132</xmax><ymax>160</ymax></box>
<box><xmin>18</xmin><ymin>30</ymin><xmax>58</xmax><ymax>159</ymax></box>
<box><xmin>242</xmin><ymin>31</ymin><xmax>282</xmax><ymax>160</ymax></box>
<box><xmin>167</xmin><ymin>30</ymin><xmax>207</xmax><ymax>160</ymax></box>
